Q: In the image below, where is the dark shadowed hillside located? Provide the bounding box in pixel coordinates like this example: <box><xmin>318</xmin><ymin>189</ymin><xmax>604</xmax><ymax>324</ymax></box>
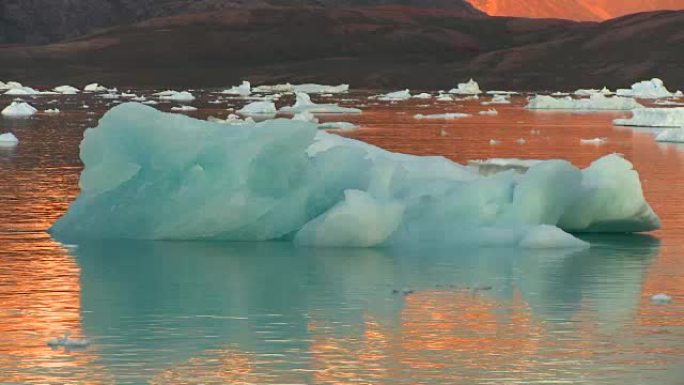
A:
<box><xmin>0</xmin><ymin>7</ymin><xmax>681</xmax><ymax>91</ymax></box>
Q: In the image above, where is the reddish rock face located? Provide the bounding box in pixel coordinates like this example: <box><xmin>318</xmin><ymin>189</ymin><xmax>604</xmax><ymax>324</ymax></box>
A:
<box><xmin>467</xmin><ymin>0</ymin><xmax>684</xmax><ymax>21</ymax></box>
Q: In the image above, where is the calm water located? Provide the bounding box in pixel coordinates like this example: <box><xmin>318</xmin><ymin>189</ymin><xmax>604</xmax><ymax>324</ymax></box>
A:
<box><xmin>0</xmin><ymin>91</ymin><xmax>682</xmax><ymax>384</ymax></box>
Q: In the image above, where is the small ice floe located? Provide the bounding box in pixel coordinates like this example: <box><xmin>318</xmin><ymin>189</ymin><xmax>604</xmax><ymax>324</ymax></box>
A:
<box><xmin>131</xmin><ymin>96</ymin><xmax>147</xmax><ymax>102</ymax></box>
<box><xmin>4</xmin><ymin>86</ymin><xmax>40</xmax><ymax>96</ymax></box>
<box><xmin>293</xmin><ymin>83</ymin><xmax>349</xmax><ymax>94</ymax></box>
<box><xmin>440</xmin><ymin>128</ymin><xmax>448</xmax><ymax>136</ymax></box>
<box><xmin>317</xmin><ymin>121</ymin><xmax>359</xmax><ymax>131</ymax></box>
<box><xmin>208</xmin><ymin>114</ymin><xmax>255</xmax><ymax>125</ymax></box>
<box><xmin>53</xmin><ymin>85</ymin><xmax>79</xmax><ymax>94</ymax></box>
<box><xmin>479</xmin><ymin>108</ymin><xmax>498</xmax><ymax>116</ymax></box>
<box><xmin>650</xmin><ymin>293</ymin><xmax>672</xmax><ymax>304</ymax></box>
<box><xmin>292</xmin><ymin>111</ymin><xmax>319</xmax><ymax>124</ymax></box>
<box><xmin>551</xmin><ymin>92</ymin><xmax>570</xmax><ymax>96</ymax></box>
<box><xmin>2</xmin><ymin>101</ymin><xmax>38</xmax><ymax>117</ymax></box>
<box><xmin>526</xmin><ymin>94</ymin><xmax>642</xmax><ymax>110</ymax></box>
<box><xmin>414</xmin><ymin>112</ymin><xmax>470</xmax><ymax>120</ymax></box>
<box><xmin>142</xmin><ymin>100</ymin><xmax>159</xmax><ymax>105</ymax></box>
<box><xmin>156</xmin><ymin>90</ymin><xmax>196</xmax><ymax>102</ymax></box>
<box><xmin>486</xmin><ymin>90</ymin><xmax>517</xmax><ymax>95</ymax></box>
<box><xmin>238</xmin><ymin>100</ymin><xmax>277</xmax><ymax>116</ymax></box>
<box><xmin>412</xmin><ymin>92</ymin><xmax>432</xmax><ymax>99</ymax></box>
<box><xmin>530</xmin><ymin>129</ymin><xmax>541</xmax><ymax>135</ymax></box>
<box><xmin>614</xmin><ymin>108</ymin><xmax>684</xmax><ymax>128</ymax></box>
<box><xmin>84</xmin><ymin>83</ymin><xmax>108</xmax><ymax>92</ymax></box>
<box><xmin>221</xmin><ymin>80</ymin><xmax>251</xmax><ymax>96</ymax></box>
<box><xmin>580</xmin><ymin>137</ymin><xmax>608</xmax><ymax>145</ymax></box>
<box><xmin>0</xmin><ymin>132</ymin><xmax>19</xmax><ymax>147</ymax></box>
<box><xmin>489</xmin><ymin>139</ymin><xmax>501</xmax><ymax>145</ymax></box>
<box><xmin>575</xmin><ymin>87</ymin><xmax>612</xmax><ymax>96</ymax></box>
<box><xmin>436</xmin><ymin>94</ymin><xmax>454</xmax><ymax>102</ymax></box>
<box><xmin>656</xmin><ymin>129</ymin><xmax>684</xmax><ymax>143</ymax></box>
<box><xmin>99</xmin><ymin>93</ymin><xmax>120</xmax><ymax>100</ymax></box>
<box><xmin>120</xmin><ymin>92</ymin><xmax>137</xmax><ymax>98</ymax></box>
<box><xmin>280</xmin><ymin>93</ymin><xmax>361</xmax><ymax>114</ymax></box>
<box><xmin>44</xmin><ymin>108</ymin><xmax>61</xmax><ymax>114</ymax></box>
<box><xmin>617</xmin><ymin>78</ymin><xmax>674</xmax><ymax>99</ymax></box>
<box><xmin>376</xmin><ymin>89</ymin><xmax>411</xmax><ymax>101</ymax></box>
<box><xmin>516</xmin><ymin>138</ymin><xmax>526</xmax><ymax>144</ymax></box>
<box><xmin>47</xmin><ymin>331</ymin><xmax>90</xmax><ymax>349</ymax></box>
<box><xmin>171</xmin><ymin>105</ymin><xmax>197</xmax><ymax>112</ymax></box>
<box><xmin>449</xmin><ymin>78</ymin><xmax>482</xmax><ymax>95</ymax></box>
<box><xmin>482</xmin><ymin>94</ymin><xmax>510</xmax><ymax>105</ymax></box>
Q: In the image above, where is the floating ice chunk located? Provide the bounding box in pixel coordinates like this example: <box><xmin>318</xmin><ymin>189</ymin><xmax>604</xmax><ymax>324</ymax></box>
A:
<box><xmin>221</xmin><ymin>81</ymin><xmax>251</xmax><ymax>96</ymax></box>
<box><xmin>47</xmin><ymin>332</ymin><xmax>89</xmax><ymax>348</ymax></box>
<box><xmin>171</xmin><ymin>105</ymin><xmax>197</xmax><ymax>112</ymax></box>
<box><xmin>449</xmin><ymin>79</ymin><xmax>481</xmax><ymax>95</ymax></box>
<box><xmin>158</xmin><ymin>91</ymin><xmax>195</xmax><ymax>102</ymax></box>
<box><xmin>468</xmin><ymin>158</ymin><xmax>543</xmax><ymax>175</ymax></box>
<box><xmin>376</xmin><ymin>90</ymin><xmax>411</xmax><ymax>101</ymax></box>
<box><xmin>293</xmin><ymin>84</ymin><xmax>349</xmax><ymax>94</ymax></box>
<box><xmin>482</xmin><ymin>95</ymin><xmax>510</xmax><ymax>105</ymax></box>
<box><xmin>238</xmin><ymin>100</ymin><xmax>277</xmax><ymax>116</ymax></box>
<box><xmin>516</xmin><ymin>138</ymin><xmax>526</xmax><ymax>144</ymax></box>
<box><xmin>617</xmin><ymin>78</ymin><xmax>673</xmax><ymax>99</ymax></box>
<box><xmin>551</xmin><ymin>92</ymin><xmax>570</xmax><ymax>96</ymax></box>
<box><xmin>655</xmin><ymin>129</ymin><xmax>684</xmax><ymax>143</ymax></box>
<box><xmin>295</xmin><ymin>190</ymin><xmax>404</xmax><ymax>247</ymax></box>
<box><xmin>486</xmin><ymin>90</ymin><xmax>517</xmax><ymax>95</ymax></box>
<box><xmin>479</xmin><ymin>108</ymin><xmax>498</xmax><ymax>116</ymax></box>
<box><xmin>84</xmin><ymin>83</ymin><xmax>108</xmax><ymax>92</ymax></box>
<box><xmin>292</xmin><ymin>111</ymin><xmax>319</xmax><ymax>124</ymax></box>
<box><xmin>414</xmin><ymin>112</ymin><xmax>470</xmax><ymax>120</ymax></box>
<box><xmin>0</xmin><ymin>132</ymin><xmax>19</xmax><ymax>147</ymax></box>
<box><xmin>526</xmin><ymin>94</ymin><xmax>642</xmax><ymax>110</ymax></box>
<box><xmin>53</xmin><ymin>85</ymin><xmax>79</xmax><ymax>94</ymax></box>
<box><xmin>99</xmin><ymin>93</ymin><xmax>120</xmax><ymax>100</ymax></box>
<box><xmin>120</xmin><ymin>93</ymin><xmax>137</xmax><ymax>98</ymax></box>
<box><xmin>489</xmin><ymin>139</ymin><xmax>501</xmax><ymax>145</ymax></box>
<box><xmin>650</xmin><ymin>293</ymin><xmax>672</xmax><ymax>304</ymax></box>
<box><xmin>131</xmin><ymin>96</ymin><xmax>147</xmax><ymax>102</ymax></box>
<box><xmin>4</xmin><ymin>86</ymin><xmax>40</xmax><ymax>96</ymax></box>
<box><xmin>44</xmin><ymin>108</ymin><xmax>61</xmax><ymax>114</ymax></box>
<box><xmin>412</xmin><ymin>92</ymin><xmax>432</xmax><ymax>99</ymax></box>
<box><xmin>654</xmin><ymin>99</ymin><xmax>684</xmax><ymax>106</ymax></box>
<box><xmin>208</xmin><ymin>114</ymin><xmax>255</xmax><ymax>125</ymax></box>
<box><xmin>280</xmin><ymin>93</ymin><xmax>361</xmax><ymax>114</ymax></box>
<box><xmin>575</xmin><ymin>87</ymin><xmax>612</xmax><ymax>96</ymax></box>
<box><xmin>253</xmin><ymin>83</ymin><xmax>294</xmax><ymax>93</ymax></box>
<box><xmin>580</xmin><ymin>137</ymin><xmax>607</xmax><ymax>145</ymax></box>
<box><xmin>50</xmin><ymin>104</ymin><xmax>660</xmax><ymax>245</ymax></box>
<box><xmin>614</xmin><ymin>108</ymin><xmax>684</xmax><ymax>128</ymax></box>
<box><xmin>2</xmin><ymin>101</ymin><xmax>38</xmax><ymax>117</ymax></box>
<box><xmin>454</xmin><ymin>95</ymin><xmax>479</xmax><ymax>101</ymax></box>
<box><xmin>436</xmin><ymin>94</ymin><xmax>454</xmax><ymax>102</ymax></box>
<box><xmin>318</xmin><ymin>121</ymin><xmax>359</xmax><ymax>131</ymax></box>
<box><xmin>519</xmin><ymin>225</ymin><xmax>589</xmax><ymax>249</ymax></box>
<box><xmin>142</xmin><ymin>100</ymin><xmax>159</xmax><ymax>105</ymax></box>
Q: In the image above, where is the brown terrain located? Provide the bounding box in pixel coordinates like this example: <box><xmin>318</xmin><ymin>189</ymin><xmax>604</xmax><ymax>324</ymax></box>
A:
<box><xmin>0</xmin><ymin>6</ymin><xmax>682</xmax><ymax>90</ymax></box>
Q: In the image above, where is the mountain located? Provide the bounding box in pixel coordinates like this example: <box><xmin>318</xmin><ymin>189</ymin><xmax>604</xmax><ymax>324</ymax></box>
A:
<box><xmin>0</xmin><ymin>0</ymin><xmax>483</xmax><ymax>44</ymax></box>
<box><xmin>0</xmin><ymin>8</ymin><xmax>682</xmax><ymax>91</ymax></box>
<box><xmin>466</xmin><ymin>0</ymin><xmax>684</xmax><ymax>21</ymax></box>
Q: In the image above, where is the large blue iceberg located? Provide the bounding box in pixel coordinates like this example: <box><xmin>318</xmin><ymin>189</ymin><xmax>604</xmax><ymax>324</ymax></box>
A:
<box><xmin>50</xmin><ymin>103</ymin><xmax>660</xmax><ymax>247</ymax></box>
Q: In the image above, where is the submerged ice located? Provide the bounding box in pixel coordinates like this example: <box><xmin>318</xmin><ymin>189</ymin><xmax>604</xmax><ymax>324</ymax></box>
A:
<box><xmin>50</xmin><ymin>103</ymin><xmax>661</xmax><ymax>247</ymax></box>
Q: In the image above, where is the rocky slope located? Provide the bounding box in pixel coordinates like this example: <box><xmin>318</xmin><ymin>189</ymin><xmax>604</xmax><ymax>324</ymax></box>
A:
<box><xmin>0</xmin><ymin>8</ymin><xmax>681</xmax><ymax>90</ymax></box>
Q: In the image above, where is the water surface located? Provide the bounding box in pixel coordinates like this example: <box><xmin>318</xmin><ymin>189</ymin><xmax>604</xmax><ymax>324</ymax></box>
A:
<box><xmin>0</xmin><ymin>91</ymin><xmax>682</xmax><ymax>384</ymax></box>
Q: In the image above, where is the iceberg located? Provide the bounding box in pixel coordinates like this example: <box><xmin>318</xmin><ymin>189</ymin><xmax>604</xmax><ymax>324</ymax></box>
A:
<box><xmin>0</xmin><ymin>132</ymin><xmax>19</xmax><ymax>147</ymax></box>
<box><xmin>655</xmin><ymin>129</ymin><xmax>684</xmax><ymax>143</ymax></box>
<box><xmin>1</xmin><ymin>101</ymin><xmax>38</xmax><ymax>117</ymax></box>
<box><xmin>53</xmin><ymin>85</ymin><xmax>79</xmax><ymax>94</ymax></box>
<box><xmin>237</xmin><ymin>100</ymin><xmax>277</xmax><ymax>116</ymax></box>
<box><xmin>613</xmin><ymin>108</ymin><xmax>684</xmax><ymax>128</ymax></box>
<box><xmin>376</xmin><ymin>90</ymin><xmax>411</xmax><ymax>101</ymax></box>
<box><xmin>280</xmin><ymin>93</ymin><xmax>361</xmax><ymax>114</ymax></box>
<box><xmin>617</xmin><ymin>78</ymin><xmax>674</xmax><ymax>99</ymax></box>
<box><xmin>221</xmin><ymin>81</ymin><xmax>251</xmax><ymax>96</ymax></box>
<box><xmin>50</xmin><ymin>103</ymin><xmax>660</xmax><ymax>247</ymax></box>
<box><xmin>414</xmin><ymin>112</ymin><xmax>471</xmax><ymax>120</ymax></box>
<box><xmin>449</xmin><ymin>79</ymin><xmax>482</xmax><ymax>95</ymax></box>
<box><xmin>526</xmin><ymin>94</ymin><xmax>643</xmax><ymax>110</ymax></box>
<box><xmin>84</xmin><ymin>83</ymin><xmax>108</xmax><ymax>92</ymax></box>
